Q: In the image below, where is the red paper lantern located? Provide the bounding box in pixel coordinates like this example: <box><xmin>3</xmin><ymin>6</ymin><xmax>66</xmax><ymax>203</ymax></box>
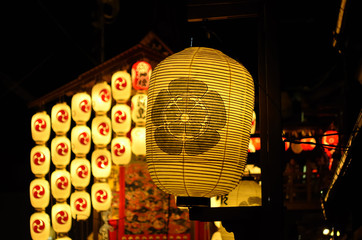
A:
<box><xmin>322</xmin><ymin>130</ymin><xmax>339</xmax><ymax>149</ymax></box>
<box><xmin>131</xmin><ymin>61</ymin><xmax>152</xmax><ymax>91</ymax></box>
<box><xmin>300</xmin><ymin>137</ymin><xmax>316</xmax><ymax>151</ymax></box>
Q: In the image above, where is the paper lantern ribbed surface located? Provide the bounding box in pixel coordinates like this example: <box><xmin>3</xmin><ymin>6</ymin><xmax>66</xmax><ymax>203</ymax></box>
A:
<box><xmin>146</xmin><ymin>47</ymin><xmax>254</xmax><ymax>197</ymax></box>
<box><xmin>30</xmin><ymin>212</ymin><xmax>51</xmax><ymax>240</ymax></box>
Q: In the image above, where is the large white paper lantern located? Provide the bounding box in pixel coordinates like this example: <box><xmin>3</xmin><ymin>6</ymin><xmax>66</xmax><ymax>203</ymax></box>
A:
<box><xmin>92</xmin><ymin>81</ymin><xmax>111</xmax><ymax>113</ymax></box>
<box><xmin>92</xmin><ymin>115</ymin><xmax>111</xmax><ymax>146</ymax></box>
<box><xmin>111</xmin><ymin>137</ymin><xmax>131</xmax><ymax>165</ymax></box>
<box><xmin>30</xmin><ymin>145</ymin><xmax>50</xmax><ymax>176</ymax></box>
<box><xmin>29</xmin><ymin>178</ymin><xmax>50</xmax><ymax>210</ymax></box>
<box><xmin>91</xmin><ymin>182</ymin><xmax>112</xmax><ymax>211</ymax></box>
<box><xmin>72</xmin><ymin>92</ymin><xmax>91</xmax><ymax>124</ymax></box>
<box><xmin>70</xmin><ymin>191</ymin><xmax>91</xmax><ymax>220</ymax></box>
<box><xmin>70</xmin><ymin>158</ymin><xmax>91</xmax><ymax>189</ymax></box>
<box><xmin>71</xmin><ymin>125</ymin><xmax>91</xmax><ymax>156</ymax></box>
<box><xmin>131</xmin><ymin>127</ymin><xmax>146</xmax><ymax>156</ymax></box>
<box><xmin>91</xmin><ymin>149</ymin><xmax>111</xmax><ymax>178</ymax></box>
<box><xmin>146</xmin><ymin>47</ymin><xmax>254</xmax><ymax>197</ymax></box>
<box><xmin>51</xmin><ymin>136</ymin><xmax>71</xmax><ymax>167</ymax></box>
<box><xmin>30</xmin><ymin>212</ymin><xmax>51</xmax><ymax>240</ymax></box>
<box><xmin>52</xmin><ymin>203</ymin><xmax>72</xmax><ymax>233</ymax></box>
<box><xmin>31</xmin><ymin>111</ymin><xmax>51</xmax><ymax>144</ymax></box>
<box><xmin>111</xmin><ymin>104</ymin><xmax>131</xmax><ymax>134</ymax></box>
<box><xmin>51</xmin><ymin>170</ymin><xmax>71</xmax><ymax>200</ymax></box>
<box><xmin>111</xmin><ymin>70</ymin><xmax>131</xmax><ymax>102</ymax></box>
<box><xmin>131</xmin><ymin>61</ymin><xmax>152</xmax><ymax>91</ymax></box>
<box><xmin>51</xmin><ymin>102</ymin><xmax>71</xmax><ymax>134</ymax></box>
<box><xmin>221</xmin><ymin>178</ymin><xmax>262</xmax><ymax>207</ymax></box>
<box><xmin>131</xmin><ymin>93</ymin><xmax>147</xmax><ymax>125</ymax></box>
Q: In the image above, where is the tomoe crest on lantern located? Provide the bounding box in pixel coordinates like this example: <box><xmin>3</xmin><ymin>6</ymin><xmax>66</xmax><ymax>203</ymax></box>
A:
<box><xmin>112</xmin><ymin>71</ymin><xmax>131</xmax><ymax>102</ymax></box>
<box><xmin>30</xmin><ymin>145</ymin><xmax>50</xmax><ymax>176</ymax></box>
<box><xmin>92</xmin><ymin>149</ymin><xmax>111</xmax><ymax>178</ymax></box>
<box><xmin>30</xmin><ymin>212</ymin><xmax>51</xmax><ymax>240</ymax></box>
<box><xmin>92</xmin><ymin>115</ymin><xmax>111</xmax><ymax>146</ymax></box>
<box><xmin>70</xmin><ymin>158</ymin><xmax>91</xmax><ymax>189</ymax></box>
<box><xmin>91</xmin><ymin>182</ymin><xmax>112</xmax><ymax>211</ymax></box>
<box><xmin>92</xmin><ymin>81</ymin><xmax>111</xmax><ymax>113</ymax></box>
<box><xmin>146</xmin><ymin>47</ymin><xmax>255</xmax><ymax>197</ymax></box>
<box><xmin>70</xmin><ymin>191</ymin><xmax>91</xmax><ymax>220</ymax></box>
<box><xmin>51</xmin><ymin>203</ymin><xmax>72</xmax><ymax>233</ymax></box>
<box><xmin>72</xmin><ymin>92</ymin><xmax>91</xmax><ymax>124</ymax></box>
<box><xmin>31</xmin><ymin>112</ymin><xmax>51</xmax><ymax>143</ymax></box>
<box><xmin>51</xmin><ymin>102</ymin><xmax>71</xmax><ymax>134</ymax></box>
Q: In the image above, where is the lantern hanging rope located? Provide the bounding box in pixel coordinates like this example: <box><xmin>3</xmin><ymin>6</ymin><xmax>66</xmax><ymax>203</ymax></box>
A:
<box><xmin>146</xmin><ymin>47</ymin><xmax>255</xmax><ymax>198</ymax></box>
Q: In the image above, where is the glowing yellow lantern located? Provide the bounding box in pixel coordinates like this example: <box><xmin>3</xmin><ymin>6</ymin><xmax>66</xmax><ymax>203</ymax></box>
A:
<box><xmin>29</xmin><ymin>178</ymin><xmax>50</xmax><ymax>210</ymax></box>
<box><xmin>111</xmin><ymin>136</ymin><xmax>131</xmax><ymax>165</ymax></box>
<box><xmin>92</xmin><ymin>81</ymin><xmax>112</xmax><ymax>114</ymax></box>
<box><xmin>70</xmin><ymin>158</ymin><xmax>90</xmax><ymax>189</ymax></box>
<box><xmin>146</xmin><ymin>47</ymin><xmax>254</xmax><ymax>197</ymax></box>
<box><xmin>131</xmin><ymin>61</ymin><xmax>152</xmax><ymax>91</ymax></box>
<box><xmin>30</xmin><ymin>212</ymin><xmax>51</xmax><ymax>240</ymax></box>
<box><xmin>111</xmin><ymin>104</ymin><xmax>131</xmax><ymax>134</ymax></box>
<box><xmin>30</xmin><ymin>145</ymin><xmax>50</xmax><ymax>176</ymax></box>
<box><xmin>221</xmin><ymin>177</ymin><xmax>261</xmax><ymax>207</ymax></box>
<box><xmin>92</xmin><ymin>115</ymin><xmax>111</xmax><ymax>146</ymax></box>
<box><xmin>131</xmin><ymin>93</ymin><xmax>147</xmax><ymax>125</ymax></box>
<box><xmin>91</xmin><ymin>182</ymin><xmax>112</xmax><ymax>211</ymax></box>
<box><xmin>70</xmin><ymin>191</ymin><xmax>91</xmax><ymax>220</ymax></box>
<box><xmin>51</xmin><ymin>136</ymin><xmax>71</xmax><ymax>167</ymax></box>
<box><xmin>51</xmin><ymin>102</ymin><xmax>71</xmax><ymax>135</ymax></box>
<box><xmin>72</xmin><ymin>92</ymin><xmax>91</xmax><ymax>124</ymax></box>
<box><xmin>31</xmin><ymin>111</ymin><xmax>51</xmax><ymax>144</ymax></box>
<box><xmin>91</xmin><ymin>149</ymin><xmax>111</xmax><ymax>179</ymax></box>
<box><xmin>111</xmin><ymin>71</ymin><xmax>131</xmax><ymax>102</ymax></box>
<box><xmin>51</xmin><ymin>203</ymin><xmax>72</xmax><ymax>233</ymax></box>
<box><xmin>71</xmin><ymin>125</ymin><xmax>91</xmax><ymax>156</ymax></box>
<box><xmin>51</xmin><ymin>170</ymin><xmax>71</xmax><ymax>201</ymax></box>
<box><xmin>251</xmin><ymin>111</ymin><xmax>256</xmax><ymax>134</ymax></box>
<box><xmin>131</xmin><ymin>127</ymin><xmax>146</xmax><ymax>156</ymax></box>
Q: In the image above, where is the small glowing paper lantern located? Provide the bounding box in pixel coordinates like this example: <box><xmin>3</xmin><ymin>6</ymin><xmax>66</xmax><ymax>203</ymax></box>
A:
<box><xmin>70</xmin><ymin>158</ymin><xmax>91</xmax><ymax>189</ymax></box>
<box><xmin>282</xmin><ymin>137</ymin><xmax>290</xmax><ymax>151</ymax></box>
<box><xmin>92</xmin><ymin>115</ymin><xmax>111</xmax><ymax>146</ymax></box>
<box><xmin>51</xmin><ymin>203</ymin><xmax>72</xmax><ymax>233</ymax></box>
<box><xmin>51</xmin><ymin>136</ymin><xmax>71</xmax><ymax>167</ymax></box>
<box><xmin>70</xmin><ymin>191</ymin><xmax>91</xmax><ymax>220</ymax></box>
<box><xmin>72</xmin><ymin>92</ymin><xmax>91</xmax><ymax>124</ymax></box>
<box><xmin>111</xmin><ymin>104</ymin><xmax>131</xmax><ymax>134</ymax></box>
<box><xmin>221</xmin><ymin>178</ymin><xmax>261</xmax><ymax>207</ymax></box>
<box><xmin>29</xmin><ymin>178</ymin><xmax>50</xmax><ymax>209</ymax></box>
<box><xmin>322</xmin><ymin>130</ymin><xmax>339</xmax><ymax>150</ymax></box>
<box><xmin>131</xmin><ymin>93</ymin><xmax>147</xmax><ymax>125</ymax></box>
<box><xmin>111</xmin><ymin>137</ymin><xmax>131</xmax><ymax>165</ymax></box>
<box><xmin>300</xmin><ymin>137</ymin><xmax>316</xmax><ymax>151</ymax></box>
<box><xmin>91</xmin><ymin>149</ymin><xmax>111</xmax><ymax>178</ymax></box>
<box><xmin>51</xmin><ymin>102</ymin><xmax>71</xmax><ymax>134</ymax></box>
<box><xmin>51</xmin><ymin>170</ymin><xmax>71</xmax><ymax>200</ymax></box>
<box><xmin>92</xmin><ymin>81</ymin><xmax>112</xmax><ymax>113</ymax></box>
<box><xmin>30</xmin><ymin>145</ymin><xmax>50</xmax><ymax>176</ymax></box>
<box><xmin>291</xmin><ymin>142</ymin><xmax>303</xmax><ymax>154</ymax></box>
<box><xmin>71</xmin><ymin>125</ymin><xmax>91</xmax><ymax>156</ymax></box>
<box><xmin>251</xmin><ymin>111</ymin><xmax>256</xmax><ymax>134</ymax></box>
<box><xmin>91</xmin><ymin>182</ymin><xmax>112</xmax><ymax>211</ymax></box>
<box><xmin>248</xmin><ymin>137</ymin><xmax>261</xmax><ymax>153</ymax></box>
<box><xmin>111</xmin><ymin>71</ymin><xmax>131</xmax><ymax>102</ymax></box>
<box><xmin>30</xmin><ymin>212</ymin><xmax>51</xmax><ymax>240</ymax></box>
<box><xmin>131</xmin><ymin>127</ymin><xmax>146</xmax><ymax>156</ymax></box>
<box><xmin>31</xmin><ymin>111</ymin><xmax>51</xmax><ymax>144</ymax></box>
<box><xmin>131</xmin><ymin>61</ymin><xmax>152</xmax><ymax>91</ymax></box>
<box><xmin>146</xmin><ymin>47</ymin><xmax>254</xmax><ymax>197</ymax></box>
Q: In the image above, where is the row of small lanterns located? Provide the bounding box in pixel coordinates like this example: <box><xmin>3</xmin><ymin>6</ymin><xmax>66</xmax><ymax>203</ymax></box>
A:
<box><xmin>29</xmin><ymin>61</ymin><xmax>152</xmax><ymax>240</ymax></box>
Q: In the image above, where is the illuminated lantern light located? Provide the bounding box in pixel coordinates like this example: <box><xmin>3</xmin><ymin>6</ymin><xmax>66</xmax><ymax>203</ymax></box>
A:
<box><xmin>70</xmin><ymin>191</ymin><xmax>91</xmax><ymax>220</ymax></box>
<box><xmin>111</xmin><ymin>104</ymin><xmax>131</xmax><ymax>134</ymax></box>
<box><xmin>248</xmin><ymin>137</ymin><xmax>260</xmax><ymax>153</ymax></box>
<box><xmin>51</xmin><ymin>102</ymin><xmax>71</xmax><ymax>135</ymax></box>
<box><xmin>291</xmin><ymin>142</ymin><xmax>303</xmax><ymax>154</ymax></box>
<box><xmin>131</xmin><ymin>93</ymin><xmax>147</xmax><ymax>125</ymax></box>
<box><xmin>111</xmin><ymin>71</ymin><xmax>131</xmax><ymax>102</ymax></box>
<box><xmin>55</xmin><ymin>237</ymin><xmax>72</xmax><ymax>240</ymax></box>
<box><xmin>51</xmin><ymin>203</ymin><xmax>72</xmax><ymax>233</ymax></box>
<box><xmin>71</xmin><ymin>125</ymin><xmax>91</xmax><ymax>156</ymax></box>
<box><xmin>251</xmin><ymin>111</ymin><xmax>256</xmax><ymax>134</ymax></box>
<box><xmin>51</xmin><ymin>136</ymin><xmax>71</xmax><ymax>167</ymax></box>
<box><xmin>31</xmin><ymin>111</ymin><xmax>51</xmax><ymax>144</ymax></box>
<box><xmin>300</xmin><ymin>137</ymin><xmax>316</xmax><ymax>151</ymax></box>
<box><xmin>70</xmin><ymin>158</ymin><xmax>91</xmax><ymax>189</ymax></box>
<box><xmin>91</xmin><ymin>149</ymin><xmax>111</xmax><ymax>179</ymax></box>
<box><xmin>282</xmin><ymin>137</ymin><xmax>290</xmax><ymax>151</ymax></box>
<box><xmin>29</xmin><ymin>178</ymin><xmax>50</xmax><ymax>210</ymax></box>
<box><xmin>30</xmin><ymin>145</ymin><xmax>50</xmax><ymax>176</ymax></box>
<box><xmin>92</xmin><ymin>115</ymin><xmax>112</xmax><ymax>147</ymax></box>
<box><xmin>221</xmin><ymin>178</ymin><xmax>261</xmax><ymax>207</ymax></box>
<box><xmin>30</xmin><ymin>212</ymin><xmax>51</xmax><ymax>240</ymax></box>
<box><xmin>71</xmin><ymin>92</ymin><xmax>91</xmax><ymax>124</ymax></box>
<box><xmin>92</xmin><ymin>81</ymin><xmax>112</xmax><ymax>114</ymax></box>
<box><xmin>146</xmin><ymin>47</ymin><xmax>254</xmax><ymax>197</ymax></box>
<box><xmin>131</xmin><ymin>127</ymin><xmax>146</xmax><ymax>156</ymax></box>
<box><xmin>111</xmin><ymin>137</ymin><xmax>131</xmax><ymax>165</ymax></box>
<box><xmin>51</xmin><ymin>170</ymin><xmax>71</xmax><ymax>201</ymax></box>
<box><xmin>322</xmin><ymin>130</ymin><xmax>339</xmax><ymax>150</ymax></box>
<box><xmin>91</xmin><ymin>182</ymin><xmax>112</xmax><ymax>211</ymax></box>
<box><xmin>131</xmin><ymin>60</ymin><xmax>152</xmax><ymax>91</ymax></box>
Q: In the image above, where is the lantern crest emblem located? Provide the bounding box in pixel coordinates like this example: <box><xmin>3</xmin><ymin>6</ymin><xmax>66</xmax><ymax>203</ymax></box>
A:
<box><xmin>32</xmin><ymin>219</ymin><xmax>45</xmax><ymax>233</ymax></box>
<box><xmin>151</xmin><ymin>78</ymin><xmax>226</xmax><ymax>156</ymax></box>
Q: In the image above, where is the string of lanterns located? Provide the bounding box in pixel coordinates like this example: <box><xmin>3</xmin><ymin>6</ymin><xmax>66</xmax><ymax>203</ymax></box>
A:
<box><xmin>30</xmin><ymin>61</ymin><xmax>152</xmax><ymax>240</ymax></box>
